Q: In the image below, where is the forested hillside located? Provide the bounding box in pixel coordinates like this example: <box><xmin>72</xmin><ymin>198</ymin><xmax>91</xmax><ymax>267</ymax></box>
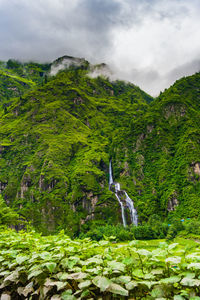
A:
<box><xmin>0</xmin><ymin>56</ymin><xmax>199</xmax><ymax>235</ymax></box>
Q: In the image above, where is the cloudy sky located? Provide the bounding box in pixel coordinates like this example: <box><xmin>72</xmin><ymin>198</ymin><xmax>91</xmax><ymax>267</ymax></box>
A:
<box><xmin>0</xmin><ymin>0</ymin><xmax>200</xmax><ymax>95</ymax></box>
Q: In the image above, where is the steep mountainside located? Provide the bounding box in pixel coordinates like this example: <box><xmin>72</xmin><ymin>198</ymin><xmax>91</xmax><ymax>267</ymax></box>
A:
<box><xmin>0</xmin><ymin>56</ymin><xmax>199</xmax><ymax>235</ymax></box>
<box><xmin>0</xmin><ymin>57</ymin><xmax>152</xmax><ymax>234</ymax></box>
<box><xmin>119</xmin><ymin>73</ymin><xmax>200</xmax><ymax>222</ymax></box>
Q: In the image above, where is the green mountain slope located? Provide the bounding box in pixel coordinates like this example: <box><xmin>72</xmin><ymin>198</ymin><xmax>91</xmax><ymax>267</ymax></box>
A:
<box><xmin>121</xmin><ymin>73</ymin><xmax>200</xmax><ymax>222</ymax></box>
<box><xmin>0</xmin><ymin>56</ymin><xmax>200</xmax><ymax>235</ymax></box>
<box><xmin>0</xmin><ymin>57</ymin><xmax>152</xmax><ymax>234</ymax></box>
<box><xmin>0</xmin><ymin>60</ymin><xmax>50</xmax><ymax>104</ymax></box>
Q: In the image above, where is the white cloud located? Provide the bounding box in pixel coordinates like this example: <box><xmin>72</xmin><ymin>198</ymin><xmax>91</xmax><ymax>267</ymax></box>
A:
<box><xmin>0</xmin><ymin>0</ymin><xmax>200</xmax><ymax>95</ymax></box>
<box><xmin>50</xmin><ymin>56</ymin><xmax>86</xmax><ymax>76</ymax></box>
<box><xmin>109</xmin><ymin>0</ymin><xmax>200</xmax><ymax>95</ymax></box>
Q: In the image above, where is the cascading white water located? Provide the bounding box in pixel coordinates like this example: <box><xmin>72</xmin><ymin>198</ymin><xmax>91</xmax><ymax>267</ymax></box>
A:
<box><xmin>115</xmin><ymin>183</ymin><xmax>120</xmax><ymax>192</ymax></box>
<box><xmin>115</xmin><ymin>193</ymin><xmax>127</xmax><ymax>227</ymax></box>
<box><xmin>109</xmin><ymin>160</ymin><xmax>138</xmax><ymax>227</ymax></box>
<box><xmin>124</xmin><ymin>192</ymin><xmax>138</xmax><ymax>226</ymax></box>
<box><xmin>109</xmin><ymin>161</ymin><xmax>126</xmax><ymax>226</ymax></box>
<box><xmin>109</xmin><ymin>160</ymin><xmax>113</xmax><ymax>186</ymax></box>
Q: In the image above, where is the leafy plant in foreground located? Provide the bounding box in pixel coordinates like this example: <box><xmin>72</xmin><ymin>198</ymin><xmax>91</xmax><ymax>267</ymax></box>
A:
<box><xmin>1</xmin><ymin>229</ymin><xmax>200</xmax><ymax>299</ymax></box>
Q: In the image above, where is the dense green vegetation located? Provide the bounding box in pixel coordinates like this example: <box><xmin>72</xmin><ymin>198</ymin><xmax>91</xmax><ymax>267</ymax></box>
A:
<box><xmin>125</xmin><ymin>73</ymin><xmax>200</xmax><ymax>222</ymax></box>
<box><xmin>79</xmin><ymin>218</ymin><xmax>200</xmax><ymax>242</ymax></box>
<box><xmin>0</xmin><ymin>57</ymin><xmax>152</xmax><ymax>234</ymax></box>
<box><xmin>1</xmin><ymin>229</ymin><xmax>200</xmax><ymax>299</ymax></box>
<box><xmin>1</xmin><ymin>56</ymin><xmax>200</xmax><ymax>299</ymax></box>
<box><xmin>0</xmin><ymin>195</ymin><xmax>19</xmax><ymax>227</ymax></box>
<box><xmin>0</xmin><ymin>56</ymin><xmax>200</xmax><ymax>235</ymax></box>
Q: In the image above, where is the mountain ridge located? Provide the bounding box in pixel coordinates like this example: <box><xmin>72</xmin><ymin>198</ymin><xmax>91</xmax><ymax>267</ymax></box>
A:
<box><xmin>0</xmin><ymin>56</ymin><xmax>199</xmax><ymax>235</ymax></box>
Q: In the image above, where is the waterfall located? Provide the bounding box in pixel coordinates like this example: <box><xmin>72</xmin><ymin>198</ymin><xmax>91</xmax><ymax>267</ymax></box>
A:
<box><xmin>109</xmin><ymin>160</ymin><xmax>138</xmax><ymax>227</ymax></box>
<box><xmin>109</xmin><ymin>161</ymin><xmax>126</xmax><ymax>226</ymax></box>
<box><xmin>115</xmin><ymin>183</ymin><xmax>120</xmax><ymax>192</ymax></box>
<box><xmin>124</xmin><ymin>192</ymin><xmax>138</xmax><ymax>226</ymax></box>
<box><xmin>115</xmin><ymin>193</ymin><xmax>127</xmax><ymax>227</ymax></box>
<box><xmin>109</xmin><ymin>160</ymin><xmax>113</xmax><ymax>186</ymax></box>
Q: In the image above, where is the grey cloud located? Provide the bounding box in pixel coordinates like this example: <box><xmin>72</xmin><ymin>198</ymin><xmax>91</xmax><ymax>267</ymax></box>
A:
<box><xmin>167</xmin><ymin>59</ymin><xmax>200</xmax><ymax>83</ymax></box>
<box><xmin>0</xmin><ymin>0</ymin><xmax>200</xmax><ymax>95</ymax></box>
<box><xmin>0</xmin><ymin>0</ymin><xmax>123</xmax><ymax>62</ymax></box>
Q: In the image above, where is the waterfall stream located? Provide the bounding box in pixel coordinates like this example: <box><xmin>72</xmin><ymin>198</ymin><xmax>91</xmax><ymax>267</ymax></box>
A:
<box><xmin>109</xmin><ymin>160</ymin><xmax>113</xmax><ymax>186</ymax></box>
<box><xmin>109</xmin><ymin>160</ymin><xmax>138</xmax><ymax>227</ymax></box>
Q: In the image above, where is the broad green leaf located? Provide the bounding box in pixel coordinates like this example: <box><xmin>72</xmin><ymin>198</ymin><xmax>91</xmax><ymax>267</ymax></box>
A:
<box><xmin>107</xmin><ymin>261</ymin><xmax>125</xmax><ymax>272</ymax></box>
<box><xmin>174</xmin><ymin>296</ymin><xmax>185</xmax><ymax>300</ymax></box>
<box><xmin>80</xmin><ymin>289</ymin><xmax>90</xmax><ymax>298</ymax></box>
<box><xmin>44</xmin><ymin>278</ymin><xmax>67</xmax><ymax>291</ymax></box>
<box><xmin>159</xmin><ymin>242</ymin><xmax>168</xmax><ymax>249</ymax></box>
<box><xmin>188</xmin><ymin>263</ymin><xmax>200</xmax><ymax>269</ymax></box>
<box><xmin>152</xmin><ymin>248</ymin><xmax>167</xmax><ymax>257</ymax></box>
<box><xmin>85</xmin><ymin>267</ymin><xmax>101</xmax><ymax>274</ymax></box>
<box><xmin>0</xmin><ymin>256</ymin><xmax>5</xmax><ymax>262</ymax></box>
<box><xmin>181</xmin><ymin>277</ymin><xmax>200</xmax><ymax>287</ymax></box>
<box><xmin>61</xmin><ymin>258</ymin><xmax>69</xmax><ymax>268</ymax></box>
<box><xmin>44</xmin><ymin>262</ymin><xmax>57</xmax><ymax>273</ymax></box>
<box><xmin>132</xmin><ymin>268</ymin><xmax>144</xmax><ymax>278</ymax></box>
<box><xmin>186</xmin><ymin>254</ymin><xmax>200</xmax><ymax>261</ymax></box>
<box><xmin>151</xmin><ymin>286</ymin><xmax>165</xmax><ymax>298</ymax></box>
<box><xmin>0</xmin><ymin>271</ymin><xmax>10</xmax><ymax>277</ymax></box>
<box><xmin>4</xmin><ymin>271</ymin><xmax>19</xmax><ymax>282</ymax></box>
<box><xmin>180</xmin><ymin>272</ymin><xmax>195</xmax><ymax>279</ymax></box>
<box><xmin>85</xmin><ymin>257</ymin><xmax>103</xmax><ymax>265</ymax></box>
<box><xmin>61</xmin><ymin>292</ymin><xmax>76</xmax><ymax>300</ymax></box>
<box><xmin>138</xmin><ymin>280</ymin><xmax>157</xmax><ymax>289</ymax></box>
<box><xmin>122</xmin><ymin>257</ymin><xmax>134</xmax><ymax>265</ymax></box>
<box><xmin>67</xmin><ymin>272</ymin><xmax>87</xmax><ymax>281</ymax></box>
<box><xmin>73</xmin><ymin>289</ymin><xmax>82</xmax><ymax>296</ymax></box>
<box><xmin>28</xmin><ymin>269</ymin><xmax>43</xmax><ymax>280</ymax></box>
<box><xmin>125</xmin><ymin>281</ymin><xmax>138</xmax><ymax>290</ymax></box>
<box><xmin>107</xmin><ymin>283</ymin><xmax>128</xmax><ymax>296</ymax></box>
<box><xmin>17</xmin><ymin>282</ymin><xmax>34</xmax><ymax>297</ymax></box>
<box><xmin>78</xmin><ymin>280</ymin><xmax>92</xmax><ymax>289</ymax></box>
<box><xmin>168</xmin><ymin>243</ymin><xmax>179</xmax><ymax>251</ymax></box>
<box><xmin>114</xmin><ymin>276</ymin><xmax>131</xmax><ymax>284</ymax></box>
<box><xmin>92</xmin><ymin>276</ymin><xmax>111</xmax><ymax>292</ymax></box>
<box><xmin>160</xmin><ymin>276</ymin><xmax>181</xmax><ymax>284</ymax></box>
<box><xmin>151</xmin><ymin>269</ymin><xmax>163</xmax><ymax>275</ymax></box>
<box><xmin>57</xmin><ymin>272</ymin><xmax>69</xmax><ymax>281</ymax></box>
<box><xmin>39</xmin><ymin>252</ymin><xmax>52</xmax><ymax>260</ymax></box>
<box><xmin>16</xmin><ymin>255</ymin><xmax>29</xmax><ymax>265</ymax></box>
<box><xmin>104</xmin><ymin>254</ymin><xmax>113</xmax><ymax>261</ymax></box>
<box><xmin>61</xmin><ymin>289</ymin><xmax>72</xmax><ymax>295</ymax></box>
<box><xmin>165</xmin><ymin>256</ymin><xmax>181</xmax><ymax>264</ymax></box>
<box><xmin>144</xmin><ymin>273</ymin><xmax>155</xmax><ymax>280</ymax></box>
<box><xmin>137</xmin><ymin>249</ymin><xmax>151</xmax><ymax>256</ymax></box>
<box><xmin>64</xmin><ymin>247</ymin><xmax>75</xmax><ymax>253</ymax></box>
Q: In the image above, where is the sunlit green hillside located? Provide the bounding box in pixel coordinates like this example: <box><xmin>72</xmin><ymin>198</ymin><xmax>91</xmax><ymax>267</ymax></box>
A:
<box><xmin>0</xmin><ymin>57</ymin><xmax>200</xmax><ymax>235</ymax></box>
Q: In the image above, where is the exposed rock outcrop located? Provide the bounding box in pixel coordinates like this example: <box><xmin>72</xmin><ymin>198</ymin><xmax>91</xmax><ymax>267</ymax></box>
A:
<box><xmin>167</xmin><ymin>196</ymin><xmax>179</xmax><ymax>211</ymax></box>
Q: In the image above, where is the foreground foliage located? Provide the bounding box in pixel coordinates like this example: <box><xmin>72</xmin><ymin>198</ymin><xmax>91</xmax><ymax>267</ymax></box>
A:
<box><xmin>1</xmin><ymin>229</ymin><xmax>200</xmax><ymax>299</ymax></box>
